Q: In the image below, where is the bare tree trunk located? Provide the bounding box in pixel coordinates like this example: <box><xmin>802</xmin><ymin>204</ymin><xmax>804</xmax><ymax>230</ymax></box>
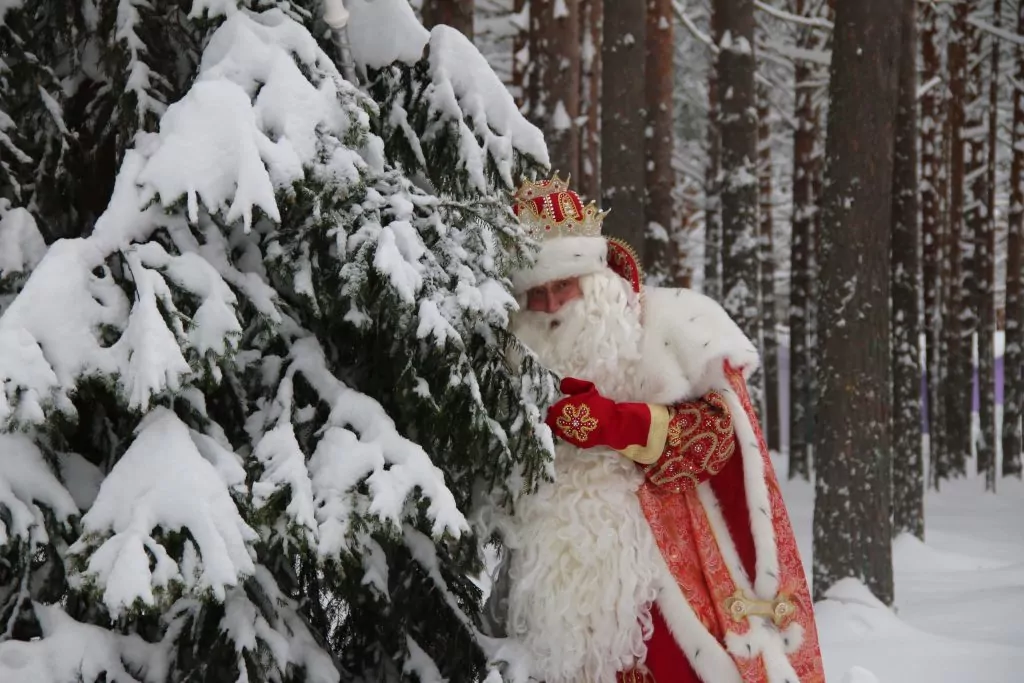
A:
<box><xmin>942</xmin><ymin>0</ymin><xmax>970</xmax><ymax>481</ymax></box>
<box><xmin>579</xmin><ymin>0</ymin><xmax>602</xmax><ymax>203</ymax></box>
<box><xmin>758</xmin><ymin>84</ymin><xmax>780</xmax><ymax>452</ymax></box>
<box><xmin>714</xmin><ymin>0</ymin><xmax>761</xmax><ymax>407</ymax></box>
<box><xmin>601</xmin><ymin>0</ymin><xmax>645</xmax><ymax>247</ymax></box>
<box><xmin>813</xmin><ymin>0</ymin><xmax>900</xmax><ymax>605</ymax></box>
<box><xmin>511</xmin><ymin>0</ymin><xmax>528</xmax><ymax>109</ymax></box>
<box><xmin>1004</xmin><ymin>0</ymin><xmax>1024</xmax><ymax>477</ymax></box>
<box><xmin>704</xmin><ymin>3</ymin><xmax>723</xmax><ymax>301</ymax></box>
<box><xmin>892</xmin><ymin>0</ymin><xmax>924</xmax><ymax>539</ymax></box>
<box><xmin>977</xmin><ymin>0</ymin><xmax>1000</xmax><ymax>490</ymax></box>
<box><xmin>422</xmin><ymin>0</ymin><xmax>475</xmax><ymax>38</ymax></box>
<box><xmin>645</xmin><ymin>0</ymin><xmax>674</xmax><ymax>278</ymax></box>
<box><xmin>527</xmin><ymin>0</ymin><xmax>581</xmax><ymax>180</ymax></box>
<box><xmin>920</xmin><ymin>0</ymin><xmax>946</xmax><ymax>489</ymax></box>
<box><xmin>788</xmin><ymin>0</ymin><xmax>816</xmax><ymax>480</ymax></box>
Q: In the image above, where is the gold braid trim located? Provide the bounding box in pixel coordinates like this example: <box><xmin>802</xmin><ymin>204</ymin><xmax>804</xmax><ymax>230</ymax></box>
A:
<box><xmin>618</xmin><ymin>404</ymin><xmax>672</xmax><ymax>465</ymax></box>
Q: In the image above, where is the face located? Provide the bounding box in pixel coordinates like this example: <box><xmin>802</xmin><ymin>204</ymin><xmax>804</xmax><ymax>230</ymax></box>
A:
<box><xmin>525</xmin><ymin>277</ymin><xmax>583</xmax><ymax>314</ymax></box>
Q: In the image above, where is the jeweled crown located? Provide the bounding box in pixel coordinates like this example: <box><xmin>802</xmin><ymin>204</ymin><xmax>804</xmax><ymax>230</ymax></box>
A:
<box><xmin>512</xmin><ymin>173</ymin><xmax>607</xmax><ymax>240</ymax></box>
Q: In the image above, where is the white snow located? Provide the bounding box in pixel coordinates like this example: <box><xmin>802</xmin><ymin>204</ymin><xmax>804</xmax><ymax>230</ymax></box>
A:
<box><xmin>0</xmin><ymin>433</ymin><xmax>79</xmax><ymax>546</ymax></box>
<box><xmin>775</xmin><ymin>461</ymin><xmax>1024</xmax><ymax>683</ymax></box>
<box><xmin>69</xmin><ymin>408</ymin><xmax>258</xmax><ymax>616</ymax></box>
<box><xmin>426</xmin><ymin>25</ymin><xmax>549</xmax><ymax>185</ymax></box>
<box><xmin>0</xmin><ymin>603</ymin><xmax>162</xmax><ymax>683</ymax></box>
<box><xmin>346</xmin><ymin>0</ymin><xmax>430</xmax><ymax>70</ymax></box>
<box><xmin>0</xmin><ymin>206</ymin><xmax>46</xmax><ymax>275</ymax></box>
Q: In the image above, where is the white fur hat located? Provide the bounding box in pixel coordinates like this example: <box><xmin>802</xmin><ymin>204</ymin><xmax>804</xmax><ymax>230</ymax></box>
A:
<box><xmin>510</xmin><ymin>174</ymin><xmax>612</xmax><ymax>293</ymax></box>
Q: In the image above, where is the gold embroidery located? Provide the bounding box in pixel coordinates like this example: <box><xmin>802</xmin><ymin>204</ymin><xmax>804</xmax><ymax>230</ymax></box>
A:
<box><xmin>556</xmin><ymin>403</ymin><xmax>599</xmax><ymax>442</ymax></box>
<box><xmin>723</xmin><ymin>588</ymin><xmax>797</xmax><ymax>627</ymax></box>
<box><xmin>644</xmin><ymin>393</ymin><xmax>736</xmax><ymax>491</ymax></box>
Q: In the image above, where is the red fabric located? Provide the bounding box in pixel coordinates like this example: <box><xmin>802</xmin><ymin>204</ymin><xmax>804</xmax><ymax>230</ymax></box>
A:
<box><xmin>545</xmin><ymin>378</ymin><xmax>653</xmax><ymax>450</ymax></box>
<box><xmin>644</xmin><ymin>604</ymin><xmax>703</xmax><ymax>683</ymax></box>
<box><xmin>708</xmin><ymin>450</ymin><xmax>758</xmax><ymax>581</ymax></box>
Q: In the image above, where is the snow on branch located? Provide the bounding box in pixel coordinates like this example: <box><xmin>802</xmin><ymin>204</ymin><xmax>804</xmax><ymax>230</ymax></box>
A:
<box><xmin>347</xmin><ymin>0</ymin><xmax>431</xmax><ymax>70</ymax></box>
<box><xmin>0</xmin><ymin>206</ymin><xmax>45</xmax><ymax>277</ymax></box>
<box><xmin>753</xmin><ymin>0</ymin><xmax>833</xmax><ymax>30</ymax></box>
<box><xmin>287</xmin><ymin>338</ymin><xmax>469</xmax><ymax>557</ymax></box>
<box><xmin>219</xmin><ymin>566</ymin><xmax>339</xmax><ymax>683</ymax></box>
<box><xmin>967</xmin><ymin>13</ymin><xmax>1024</xmax><ymax>46</ymax></box>
<box><xmin>0</xmin><ymin>434</ymin><xmax>78</xmax><ymax>547</ymax></box>
<box><xmin>425</xmin><ymin>25</ymin><xmax>550</xmax><ymax>185</ymax></box>
<box><xmin>69</xmin><ymin>408</ymin><xmax>258</xmax><ymax>616</ymax></box>
<box><xmin>0</xmin><ymin>604</ymin><xmax>161</xmax><ymax>683</ymax></box>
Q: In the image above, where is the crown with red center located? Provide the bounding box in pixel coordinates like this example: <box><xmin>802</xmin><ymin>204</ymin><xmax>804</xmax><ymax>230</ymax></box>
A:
<box><xmin>512</xmin><ymin>173</ymin><xmax>607</xmax><ymax>241</ymax></box>
<box><xmin>510</xmin><ymin>174</ymin><xmax>643</xmax><ymax>298</ymax></box>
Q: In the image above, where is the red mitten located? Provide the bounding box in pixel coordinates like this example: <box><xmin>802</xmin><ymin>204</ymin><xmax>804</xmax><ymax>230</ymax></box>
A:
<box><xmin>545</xmin><ymin>378</ymin><xmax>663</xmax><ymax>459</ymax></box>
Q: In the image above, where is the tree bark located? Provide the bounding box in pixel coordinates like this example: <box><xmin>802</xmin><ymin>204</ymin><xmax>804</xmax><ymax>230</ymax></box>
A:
<box><xmin>758</xmin><ymin>84</ymin><xmax>780</xmax><ymax>452</ymax></box>
<box><xmin>788</xmin><ymin>0</ymin><xmax>816</xmax><ymax>480</ymax></box>
<box><xmin>1004</xmin><ymin>0</ymin><xmax>1024</xmax><ymax>478</ymax></box>
<box><xmin>714</xmin><ymin>0</ymin><xmax>760</xmax><ymax>407</ymax></box>
<box><xmin>977</xmin><ymin>0</ymin><xmax>1001</xmax><ymax>490</ymax></box>
<box><xmin>579</xmin><ymin>0</ymin><xmax>602</xmax><ymax>204</ymax></box>
<box><xmin>645</xmin><ymin>0</ymin><xmax>675</xmax><ymax>278</ymax></box>
<box><xmin>421</xmin><ymin>0</ymin><xmax>474</xmax><ymax>39</ymax></box>
<box><xmin>528</xmin><ymin>0</ymin><xmax>581</xmax><ymax>181</ymax></box>
<box><xmin>941</xmin><ymin>0</ymin><xmax>971</xmax><ymax>481</ymax></box>
<box><xmin>812</xmin><ymin>0</ymin><xmax>900</xmax><ymax>605</ymax></box>
<box><xmin>600</xmin><ymin>0</ymin><xmax>646</xmax><ymax>248</ymax></box>
<box><xmin>920</xmin><ymin>0</ymin><xmax>946</xmax><ymax>489</ymax></box>
<box><xmin>704</xmin><ymin>2</ymin><xmax>723</xmax><ymax>301</ymax></box>
<box><xmin>891</xmin><ymin>0</ymin><xmax>923</xmax><ymax>539</ymax></box>
<box><xmin>511</xmin><ymin>0</ymin><xmax>528</xmax><ymax>109</ymax></box>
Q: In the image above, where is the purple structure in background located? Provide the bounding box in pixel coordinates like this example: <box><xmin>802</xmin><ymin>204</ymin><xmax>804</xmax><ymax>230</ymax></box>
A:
<box><xmin>772</xmin><ymin>348</ymin><xmax>1004</xmax><ymax>449</ymax></box>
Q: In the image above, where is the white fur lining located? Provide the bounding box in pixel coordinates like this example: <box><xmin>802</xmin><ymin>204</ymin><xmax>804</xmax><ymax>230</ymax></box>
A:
<box><xmin>650</xmin><ymin>550</ymin><xmax>743</xmax><ymax>683</ymax></box>
<box><xmin>510</xmin><ymin>235</ymin><xmax>608</xmax><ymax>292</ymax></box>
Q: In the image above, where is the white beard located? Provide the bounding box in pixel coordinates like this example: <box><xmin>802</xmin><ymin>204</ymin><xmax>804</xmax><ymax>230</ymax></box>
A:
<box><xmin>503</xmin><ymin>271</ymin><xmax>663</xmax><ymax>683</ymax></box>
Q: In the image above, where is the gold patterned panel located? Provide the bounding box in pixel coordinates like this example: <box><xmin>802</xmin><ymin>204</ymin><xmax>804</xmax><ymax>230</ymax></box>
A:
<box><xmin>643</xmin><ymin>393</ymin><xmax>737</xmax><ymax>492</ymax></box>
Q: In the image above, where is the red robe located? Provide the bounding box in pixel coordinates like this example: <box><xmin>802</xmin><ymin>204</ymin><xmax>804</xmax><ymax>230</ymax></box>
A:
<box><xmin>618</xmin><ymin>364</ymin><xmax>825</xmax><ymax>683</ymax></box>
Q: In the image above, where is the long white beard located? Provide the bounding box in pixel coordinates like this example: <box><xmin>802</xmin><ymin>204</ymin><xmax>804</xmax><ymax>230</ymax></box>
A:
<box><xmin>503</xmin><ymin>271</ymin><xmax>662</xmax><ymax>683</ymax></box>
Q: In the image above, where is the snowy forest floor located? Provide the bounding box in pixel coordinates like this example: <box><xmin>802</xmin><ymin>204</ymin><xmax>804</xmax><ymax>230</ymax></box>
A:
<box><xmin>777</xmin><ymin>454</ymin><xmax>1024</xmax><ymax>683</ymax></box>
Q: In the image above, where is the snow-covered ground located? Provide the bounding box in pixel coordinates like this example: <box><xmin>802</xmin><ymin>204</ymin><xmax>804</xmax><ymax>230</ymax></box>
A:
<box><xmin>777</xmin><ymin>460</ymin><xmax>1024</xmax><ymax>683</ymax></box>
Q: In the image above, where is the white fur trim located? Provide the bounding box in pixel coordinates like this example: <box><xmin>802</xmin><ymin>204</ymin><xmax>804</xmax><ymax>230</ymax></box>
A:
<box><xmin>650</xmin><ymin>549</ymin><xmax>743</xmax><ymax>683</ymax></box>
<box><xmin>638</xmin><ymin>287</ymin><xmax>761</xmax><ymax>405</ymax></box>
<box><xmin>511</xmin><ymin>236</ymin><xmax>608</xmax><ymax>292</ymax></box>
<box><xmin>721</xmin><ymin>389</ymin><xmax>781</xmax><ymax>599</ymax></box>
<box><xmin>725</xmin><ymin>622</ymin><xmax>804</xmax><ymax>683</ymax></box>
<box><xmin>637</xmin><ymin>285</ymin><xmax>779</xmax><ymax>598</ymax></box>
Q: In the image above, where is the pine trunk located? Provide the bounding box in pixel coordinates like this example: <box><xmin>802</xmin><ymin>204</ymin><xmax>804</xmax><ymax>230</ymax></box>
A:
<box><xmin>528</xmin><ymin>0</ymin><xmax>581</xmax><ymax>180</ymax></box>
<box><xmin>788</xmin><ymin>2</ymin><xmax>816</xmax><ymax>480</ymax></box>
<box><xmin>600</xmin><ymin>0</ymin><xmax>645</xmax><ymax>247</ymax></box>
<box><xmin>920</xmin><ymin>0</ymin><xmax>946</xmax><ymax>489</ymax></box>
<box><xmin>645</xmin><ymin>0</ymin><xmax>675</xmax><ymax>278</ymax></box>
<box><xmin>714</xmin><ymin>0</ymin><xmax>761</xmax><ymax>407</ymax></box>
<box><xmin>978</xmin><ymin>0</ymin><xmax>1000</xmax><ymax>490</ymax></box>
<box><xmin>812</xmin><ymin>0</ymin><xmax>900</xmax><ymax>605</ymax></box>
<box><xmin>891</xmin><ymin>0</ymin><xmax>923</xmax><ymax>539</ymax></box>
<box><xmin>580</xmin><ymin>0</ymin><xmax>602</xmax><ymax>204</ymax></box>
<box><xmin>422</xmin><ymin>0</ymin><xmax>475</xmax><ymax>38</ymax></box>
<box><xmin>512</xmin><ymin>0</ymin><xmax>528</xmax><ymax>108</ymax></box>
<box><xmin>704</xmin><ymin>4</ymin><xmax>723</xmax><ymax>301</ymax></box>
<box><xmin>942</xmin><ymin>0</ymin><xmax>970</xmax><ymax>480</ymax></box>
<box><xmin>1004</xmin><ymin>0</ymin><xmax>1024</xmax><ymax>477</ymax></box>
<box><xmin>758</xmin><ymin>84</ymin><xmax>780</xmax><ymax>452</ymax></box>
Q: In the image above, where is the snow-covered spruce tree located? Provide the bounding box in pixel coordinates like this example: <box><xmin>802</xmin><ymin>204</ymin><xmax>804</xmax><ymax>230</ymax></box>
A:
<box><xmin>0</xmin><ymin>3</ymin><xmax>554</xmax><ymax>682</ymax></box>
